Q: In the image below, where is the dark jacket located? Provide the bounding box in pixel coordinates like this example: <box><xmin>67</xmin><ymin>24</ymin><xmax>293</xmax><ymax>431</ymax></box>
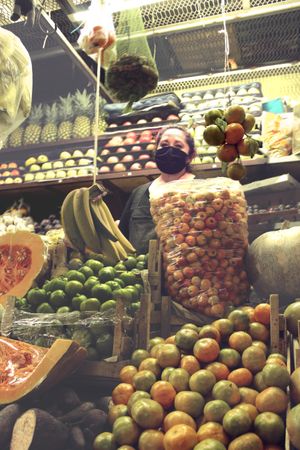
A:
<box><xmin>119</xmin><ymin>182</ymin><xmax>157</xmax><ymax>254</ymax></box>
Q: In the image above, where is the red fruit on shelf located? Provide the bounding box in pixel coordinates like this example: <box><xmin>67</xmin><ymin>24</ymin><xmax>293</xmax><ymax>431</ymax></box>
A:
<box><xmin>123</xmin><ymin>137</ymin><xmax>136</xmax><ymax>145</ymax></box>
<box><xmin>123</xmin><ymin>121</ymin><xmax>132</xmax><ymax>126</ymax></box>
<box><xmin>126</xmin><ymin>131</ymin><xmax>137</xmax><ymax>140</ymax></box>
<box><xmin>217</xmin><ymin>144</ymin><xmax>238</xmax><ymax>163</ymax></box>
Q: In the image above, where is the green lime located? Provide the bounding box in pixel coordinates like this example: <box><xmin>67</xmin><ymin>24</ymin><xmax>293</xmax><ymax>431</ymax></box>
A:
<box><xmin>134</xmin><ymin>283</ymin><xmax>143</xmax><ymax>295</ymax></box>
<box><xmin>66</xmin><ymin>270</ymin><xmax>86</xmax><ymax>283</ymax></box>
<box><xmin>44</xmin><ymin>278</ymin><xmax>66</xmax><ymax>293</ymax></box>
<box><xmin>27</xmin><ymin>288</ymin><xmax>48</xmax><ymax>306</ymax></box>
<box><xmin>79</xmin><ymin>266</ymin><xmax>94</xmax><ymax>279</ymax></box>
<box><xmin>83</xmin><ymin>276</ymin><xmax>98</xmax><ymax>295</ymax></box>
<box><xmin>72</xmin><ymin>294</ymin><xmax>87</xmax><ymax>310</ymax></box>
<box><xmin>85</xmin><ymin>259</ymin><xmax>104</xmax><ymax>274</ymax></box>
<box><xmin>101</xmin><ymin>300</ymin><xmax>117</xmax><ymax>312</ymax></box>
<box><xmin>114</xmin><ymin>262</ymin><xmax>127</xmax><ymax>272</ymax></box>
<box><xmin>106</xmin><ymin>280</ymin><xmax>122</xmax><ymax>291</ymax></box>
<box><xmin>124</xmin><ymin>256</ymin><xmax>137</xmax><ymax>270</ymax></box>
<box><xmin>90</xmin><ymin>321</ymin><xmax>111</xmax><ymax>337</ymax></box>
<box><xmin>68</xmin><ymin>258</ymin><xmax>83</xmax><ymax>270</ymax></box>
<box><xmin>86</xmin><ymin>346</ymin><xmax>99</xmax><ymax>361</ymax></box>
<box><xmin>36</xmin><ymin>302</ymin><xmax>55</xmax><ymax>314</ymax></box>
<box><xmin>128</xmin><ymin>302</ymin><xmax>140</xmax><ymax>315</ymax></box>
<box><xmin>93</xmin><ymin>432</ymin><xmax>116</xmax><ymax>450</ymax></box>
<box><xmin>86</xmin><ymin>252</ymin><xmax>104</xmax><ymax>262</ymax></box>
<box><xmin>126</xmin><ymin>285</ymin><xmax>140</xmax><ymax>302</ymax></box>
<box><xmin>114</xmin><ymin>278</ymin><xmax>125</xmax><ymax>288</ymax></box>
<box><xmin>91</xmin><ymin>284</ymin><xmax>112</xmax><ymax>302</ymax></box>
<box><xmin>49</xmin><ymin>290</ymin><xmax>68</xmax><ymax>308</ymax></box>
<box><xmin>119</xmin><ymin>271</ymin><xmax>136</xmax><ymax>286</ymax></box>
<box><xmin>96</xmin><ymin>333</ymin><xmax>113</xmax><ymax>357</ymax></box>
<box><xmin>98</xmin><ymin>266</ymin><xmax>116</xmax><ymax>282</ymax></box>
<box><xmin>136</xmin><ymin>261</ymin><xmax>146</xmax><ymax>270</ymax></box>
<box><xmin>65</xmin><ymin>280</ymin><xmax>83</xmax><ymax>297</ymax></box>
<box><xmin>137</xmin><ymin>254</ymin><xmax>147</xmax><ymax>263</ymax></box>
<box><xmin>35</xmin><ymin>336</ymin><xmax>51</xmax><ymax>347</ymax></box>
<box><xmin>80</xmin><ymin>298</ymin><xmax>101</xmax><ymax>312</ymax></box>
<box><xmin>56</xmin><ymin>306</ymin><xmax>71</xmax><ymax>314</ymax></box>
<box><xmin>72</xmin><ymin>329</ymin><xmax>93</xmax><ymax>347</ymax></box>
<box><xmin>112</xmin><ymin>288</ymin><xmax>133</xmax><ymax>304</ymax></box>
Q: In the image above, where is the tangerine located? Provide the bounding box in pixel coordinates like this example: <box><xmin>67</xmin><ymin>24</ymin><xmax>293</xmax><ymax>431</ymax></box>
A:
<box><xmin>212</xmin><ymin>380</ymin><xmax>241</xmax><ymax>406</ymax></box>
<box><xmin>249</xmin><ymin>322</ymin><xmax>270</xmax><ymax>343</ymax></box>
<box><xmin>228</xmin><ymin>310</ymin><xmax>249</xmax><ymax>331</ymax></box>
<box><xmin>132</xmin><ymin>370</ymin><xmax>156</xmax><ymax>392</ymax></box>
<box><xmin>226</xmin><ymin>162</ymin><xmax>246</xmax><ymax>181</ymax></box>
<box><xmin>127</xmin><ymin>391</ymin><xmax>150</xmax><ymax>414</ymax></box>
<box><xmin>119</xmin><ymin>365</ymin><xmax>138</xmax><ymax>384</ymax></box>
<box><xmin>150</xmin><ymin>344</ymin><xmax>165</xmax><ymax>358</ymax></box>
<box><xmin>228</xmin><ymin>331</ymin><xmax>253</xmax><ymax>353</ymax></box>
<box><xmin>199</xmin><ymin>325</ymin><xmax>221</xmax><ymax>343</ymax></box>
<box><xmin>252</xmin><ymin>340</ymin><xmax>268</xmax><ymax>354</ymax></box>
<box><xmin>223</xmin><ymin>408</ymin><xmax>252</xmax><ymax>437</ymax></box>
<box><xmin>112</xmin><ymin>383</ymin><xmax>135</xmax><ymax>405</ymax></box>
<box><xmin>235</xmin><ymin>403</ymin><xmax>258</xmax><ymax>421</ymax></box>
<box><xmin>138</xmin><ymin>430</ymin><xmax>164</xmax><ymax>450</ymax></box>
<box><xmin>112</xmin><ymin>416</ymin><xmax>140</xmax><ymax>446</ymax></box>
<box><xmin>228</xmin><ymin>432</ymin><xmax>263</xmax><ymax>450</ymax></box>
<box><xmin>150</xmin><ymin>381</ymin><xmax>176</xmax><ymax>409</ymax></box>
<box><xmin>180</xmin><ymin>355</ymin><xmax>201</xmax><ymax>375</ymax></box>
<box><xmin>165</xmin><ymin>335</ymin><xmax>176</xmax><ymax>344</ymax></box>
<box><xmin>218</xmin><ymin>348</ymin><xmax>241</xmax><ymax>369</ymax></box>
<box><xmin>203</xmin><ymin>125</ymin><xmax>226</xmax><ymax>146</ymax></box>
<box><xmin>131</xmin><ymin>349</ymin><xmax>150</xmax><ymax>367</ymax></box>
<box><xmin>255</xmin><ymin>386</ymin><xmax>288</xmax><ymax>414</ymax></box>
<box><xmin>224</xmin><ymin>105</ymin><xmax>246</xmax><ymax>124</ymax></box>
<box><xmin>206</xmin><ymin>362</ymin><xmax>230</xmax><ymax>381</ymax></box>
<box><xmin>163</xmin><ymin>424</ymin><xmax>198</xmax><ymax>450</ymax></box>
<box><xmin>239</xmin><ymin>387</ymin><xmax>259</xmax><ymax>405</ymax></box>
<box><xmin>197</xmin><ymin>422</ymin><xmax>229</xmax><ymax>445</ymax></box>
<box><xmin>254</xmin><ymin>304</ymin><xmax>271</xmax><ymax>325</ymax></box>
<box><xmin>217</xmin><ymin>144</ymin><xmax>238</xmax><ymax>163</ymax></box>
<box><xmin>193</xmin><ymin>338</ymin><xmax>220</xmax><ymax>363</ymax></box>
<box><xmin>254</xmin><ymin>371</ymin><xmax>268</xmax><ymax>392</ymax></box>
<box><xmin>203</xmin><ymin>400</ymin><xmax>230</xmax><ymax>423</ymax></box>
<box><xmin>254</xmin><ymin>412</ymin><xmax>285</xmax><ymax>445</ymax></box>
<box><xmin>148</xmin><ymin>337</ymin><xmax>165</xmax><ymax>351</ymax></box>
<box><xmin>262</xmin><ymin>363</ymin><xmax>290</xmax><ymax>390</ymax></box>
<box><xmin>242</xmin><ymin>346</ymin><xmax>266</xmax><ymax>374</ymax></box>
<box><xmin>108</xmin><ymin>404</ymin><xmax>128</xmax><ymax>427</ymax></box>
<box><xmin>164</xmin><ymin>411</ymin><xmax>196</xmax><ymax>431</ymax></box>
<box><xmin>189</xmin><ymin>369</ymin><xmax>216</xmax><ymax>395</ymax></box>
<box><xmin>175</xmin><ymin>328</ymin><xmax>199</xmax><ymax>351</ymax></box>
<box><xmin>139</xmin><ymin>358</ymin><xmax>161</xmax><ymax>378</ymax></box>
<box><xmin>157</xmin><ymin>344</ymin><xmax>181</xmax><ymax>368</ymax></box>
<box><xmin>169</xmin><ymin>368</ymin><xmax>190</xmax><ymax>392</ymax></box>
<box><xmin>93</xmin><ymin>432</ymin><xmax>116</xmax><ymax>450</ymax></box>
<box><xmin>161</xmin><ymin>367</ymin><xmax>175</xmax><ymax>381</ymax></box>
<box><xmin>175</xmin><ymin>390</ymin><xmax>205</xmax><ymax>418</ymax></box>
<box><xmin>225</xmin><ymin>123</ymin><xmax>244</xmax><ymax>145</ymax></box>
<box><xmin>131</xmin><ymin>398</ymin><xmax>164</xmax><ymax>429</ymax></box>
<box><xmin>242</xmin><ymin>113</ymin><xmax>255</xmax><ymax>133</ymax></box>
<box><xmin>212</xmin><ymin>319</ymin><xmax>234</xmax><ymax>341</ymax></box>
<box><xmin>228</xmin><ymin>368</ymin><xmax>253</xmax><ymax>387</ymax></box>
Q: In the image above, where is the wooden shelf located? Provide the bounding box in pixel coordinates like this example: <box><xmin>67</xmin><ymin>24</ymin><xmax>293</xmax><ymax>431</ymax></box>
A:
<box><xmin>248</xmin><ymin>208</ymin><xmax>300</xmax><ymax>224</ymax></box>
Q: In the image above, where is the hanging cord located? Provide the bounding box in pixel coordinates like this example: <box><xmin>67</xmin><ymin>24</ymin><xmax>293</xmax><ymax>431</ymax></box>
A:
<box><xmin>93</xmin><ymin>49</ymin><xmax>102</xmax><ymax>186</ymax></box>
<box><xmin>220</xmin><ymin>0</ymin><xmax>231</xmax><ymax>108</ymax></box>
<box><xmin>34</xmin><ymin>0</ymin><xmax>57</xmax><ymax>49</ymax></box>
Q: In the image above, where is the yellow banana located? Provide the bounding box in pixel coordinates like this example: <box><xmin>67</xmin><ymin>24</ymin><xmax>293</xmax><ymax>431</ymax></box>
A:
<box><xmin>61</xmin><ymin>189</ymin><xmax>85</xmax><ymax>252</ymax></box>
<box><xmin>98</xmin><ymin>234</ymin><xmax>120</xmax><ymax>266</ymax></box>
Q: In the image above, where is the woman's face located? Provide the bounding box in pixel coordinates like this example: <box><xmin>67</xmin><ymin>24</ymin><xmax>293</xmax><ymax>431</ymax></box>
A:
<box><xmin>157</xmin><ymin>128</ymin><xmax>190</xmax><ymax>156</ymax></box>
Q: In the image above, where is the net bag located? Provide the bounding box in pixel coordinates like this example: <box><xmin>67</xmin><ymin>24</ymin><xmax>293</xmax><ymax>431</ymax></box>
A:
<box><xmin>0</xmin><ymin>27</ymin><xmax>32</xmax><ymax>148</ymax></box>
<box><xmin>106</xmin><ymin>7</ymin><xmax>158</xmax><ymax>111</ymax></box>
<box><xmin>150</xmin><ymin>178</ymin><xmax>250</xmax><ymax>318</ymax></box>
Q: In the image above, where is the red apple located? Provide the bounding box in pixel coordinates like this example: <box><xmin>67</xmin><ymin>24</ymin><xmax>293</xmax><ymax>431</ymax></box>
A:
<box><xmin>132</xmin><ymin>145</ymin><xmax>142</xmax><ymax>152</ymax></box>
<box><xmin>116</xmin><ymin>147</ymin><xmax>127</xmax><ymax>153</ymax></box>
<box><xmin>99</xmin><ymin>165</ymin><xmax>110</xmax><ymax>173</ymax></box>
<box><xmin>144</xmin><ymin>161</ymin><xmax>157</xmax><ymax>169</ymax></box>
<box><xmin>126</xmin><ymin>131</ymin><xmax>137</xmax><ymax>141</ymax></box>
<box><xmin>139</xmin><ymin>135</ymin><xmax>152</xmax><ymax>143</ymax></box>
<box><xmin>107</xmin><ymin>156</ymin><xmax>119</xmax><ymax>164</ymax></box>
<box><xmin>11</xmin><ymin>169</ymin><xmax>20</xmax><ymax>176</ymax></box>
<box><xmin>121</xmin><ymin>155</ymin><xmax>134</xmax><ymax>163</ymax></box>
<box><xmin>123</xmin><ymin>137</ymin><xmax>136</xmax><ymax>145</ymax></box>
<box><xmin>130</xmin><ymin>162</ymin><xmax>142</xmax><ymax>171</ymax></box>
<box><xmin>113</xmin><ymin>163</ymin><xmax>127</xmax><ymax>172</ymax></box>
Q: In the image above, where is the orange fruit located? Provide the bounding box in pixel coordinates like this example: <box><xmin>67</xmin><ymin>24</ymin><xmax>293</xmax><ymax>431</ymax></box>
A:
<box><xmin>228</xmin><ymin>331</ymin><xmax>253</xmax><ymax>353</ymax></box>
<box><xmin>164</xmin><ymin>411</ymin><xmax>197</xmax><ymax>431</ymax></box>
<box><xmin>235</xmin><ymin>403</ymin><xmax>258</xmax><ymax>421</ymax></box>
<box><xmin>240</xmin><ymin>306</ymin><xmax>256</xmax><ymax>323</ymax></box>
<box><xmin>249</xmin><ymin>322</ymin><xmax>270</xmax><ymax>343</ymax></box>
<box><xmin>169</xmin><ymin>368</ymin><xmax>190</xmax><ymax>392</ymax></box>
<box><xmin>217</xmin><ymin>144</ymin><xmax>238</xmax><ymax>163</ymax></box>
<box><xmin>254</xmin><ymin>303</ymin><xmax>271</xmax><ymax>325</ymax></box>
<box><xmin>225</xmin><ymin>105</ymin><xmax>246</xmax><ymax>124</ymax></box>
<box><xmin>161</xmin><ymin>367</ymin><xmax>175</xmax><ymax>381</ymax></box>
<box><xmin>93</xmin><ymin>432</ymin><xmax>116</xmax><ymax>450</ymax></box>
<box><xmin>127</xmin><ymin>391</ymin><xmax>150</xmax><ymax>414</ymax></box>
<box><xmin>180</xmin><ymin>355</ymin><xmax>201</xmax><ymax>375</ymax></box>
<box><xmin>267</xmin><ymin>353</ymin><xmax>287</xmax><ymax>363</ymax></box>
<box><xmin>242</xmin><ymin>346</ymin><xmax>266</xmax><ymax>374</ymax></box>
<box><xmin>150</xmin><ymin>344</ymin><xmax>165</xmax><ymax>358</ymax></box>
<box><xmin>194</xmin><ymin>439</ymin><xmax>226</xmax><ymax>450</ymax></box>
<box><xmin>254</xmin><ymin>371</ymin><xmax>268</xmax><ymax>392</ymax></box>
<box><xmin>228</xmin><ymin>432</ymin><xmax>263</xmax><ymax>450</ymax></box>
<box><xmin>139</xmin><ymin>358</ymin><xmax>161</xmax><ymax>378</ymax></box>
<box><xmin>197</xmin><ymin>422</ymin><xmax>229</xmax><ymax>446</ymax></box>
<box><xmin>133</xmin><ymin>370</ymin><xmax>156</xmax><ymax>392</ymax></box>
<box><xmin>138</xmin><ymin>430</ymin><xmax>164</xmax><ymax>450</ymax></box>
<box><xmin>131</xmin><ymin>349</ymin><xmax>150</xmax><ymax>367</ymax></box>
<box><xmin>254</xmin><ymin>412</ymin><xmax>285</xmax><ymax>445</ymax></box>
<box><xmin>227</xmin><ymin>368</ymin><xmax>253</xmax><ymax>387</ymax></box>
<box><xmin>262</xmin><ymin>363</ymin><xmax>290</xmax><ymax>390</ymax></box>
<box><xmin>112</xmin><ymin>383</ymin><xmax>135</xmax><ymax>405</ymax></box>
<box><xmin>120</xmin><ymin>365</ymin><xmax>138</xmax><ymax>384</ymax></box>
<box><xmin>193</xmin><ymin>338</ymin><xmax>220</xmax><ymax>363</ymax></box>
<box><xmin>175</xmin><ymin>328</ymin><xmax>199</xmax><ymax>351</ymax></box>
<box><xmin>206</xmin><ymin>362</ymin><xmax>230</xmax><ymax>381</ymax></box>
<box><xmin>203</xmin><ymin>400</ymin><xmax>230</xmax><ymax>423</ymax></box>
<box><xmin>242</xmin><ymin>114</ymin><xmax>256</xmax><ymax>133</ymax></box>
<box><xmin>174</xmin><ymin>391</ymin><xmax>205</xmax><ymax>418</ymax></box>
<box><xmin>225</xmin><ymin>123</ymin><xmax>244</xmax><ymax>145</ymax></box>
<box><xmin>150</xmin><ymin>381</ymin><xmax>176</xmax><ymax>409</ymax></box>
<box><xmin>212</xmin><ymin>380</ymin><xmax>241</xmax><ymax>406</ymax></box>
<box><xmin>165</xmin><ymin>335</ymin><xmax>176</xmax><ymax>344</ymax></box>
<box><xmin>199</xmin><ymin>325</ymin><xmax>221</xmax><ymax>343</ymax></box>
<box><xmin>157</xmin><ymin>344</ymin><xmax>181</xmax><ymax>368</ymax></box>
<box><xmin>227</xmin><ymin>162</ymin><xmax>246</xmax><ymax>181</ymax></box>
<box><xmin>112</xmin><ymin>416</ymin><xmax>140</xmax><ymax>446</ymax></box>
<box><xmin>131</xmin><ymin>398</ymin><xmax>164</xmax><ymax>429</ymax></box>
<box><xmin>266</xmin><ymin>357</ymin><xmax>286</xmax><ymax>367</ymax></box>
<box><xmin>223</xmin><ymin>408</ymin><xmax>252</xmax><ymax>437</ymax></box>
<box><xmin>163</xmin><ymin>424</ymin><xmax>198</xmax><ymax>450</ymax></box>
<box><xmin>237</xmin><ymin>139</ymin><xmax>251</xmax><ymax>156</ymax></box>
<box><xmin>228</xmin><ymin>310</ymin><xmax>249</xmax><ymax>331</ymax></box>
<box><xmin>108</xmin><ymin>404</ymin><xmax>128</xmax><ymax>426</ymax></box>
<box><xmin>255</xmin><ymin>387</ymin><xmax>288</xmax><ymax>414</ymax></box>
<box><xmin>148</xmin><ymin>337</ymin><xmax>165</xmax><ymax>351</ymax></box>
<box><xmin>203</xmin><ymin>125</ymin><xmax>226</xmax><ymax>146</ymax></box>
<box><xmin>252</xmin><ymin>340</ymin><xmax>268</xmax><ymax>354</ymax></box>
<box><xmin>239</xmin><ymin>387</ymin><xmax>259</xmax><ymax>405</ymax></box>
<box><xmin>212</xmin><ymin>319</ymin><xmax>234</xmax><ymax>341</ymax></box>
<box><xmin>189</xmin><ymin>369</ymin><xmax>216</xmax><ymax>395</ymax></box>
<box><xmin>181</xmin><ymin>323</ymin><xmax>199</xmax><ymax>332</ymax></box>
<box><xmin>218</xmin><ymin>348</ymin><xmax>241</xmax><ymax>369</ymax></box>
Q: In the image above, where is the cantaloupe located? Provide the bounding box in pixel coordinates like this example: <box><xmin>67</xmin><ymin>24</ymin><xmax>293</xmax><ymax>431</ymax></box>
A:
<box><xmin>0</xmin><ymin>337</ymin><xmax>86</xmax><ymax>404</ymax></box>
<box><xmin>0</xmin><ymin>231</ymin><xmax>45</xmax><ymax>305</ymax></box>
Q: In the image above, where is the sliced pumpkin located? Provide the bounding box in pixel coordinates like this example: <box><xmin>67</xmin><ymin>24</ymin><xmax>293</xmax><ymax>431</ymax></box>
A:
<box><xmin>0</xmin><ymin>231</ymin><xmax>45</xmax><ymax>305</ymax></box>
<box><xmin>0</xmin><ymin>336</ymin><xmax>87</xmax><ymax>404</ymax></box>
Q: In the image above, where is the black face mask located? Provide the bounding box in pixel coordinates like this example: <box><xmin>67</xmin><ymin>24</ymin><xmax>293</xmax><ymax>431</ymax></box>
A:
<box><xmin>155</xmin><ymin>146</ymin><xmax>188</xmax><ymax>174</ymax></box>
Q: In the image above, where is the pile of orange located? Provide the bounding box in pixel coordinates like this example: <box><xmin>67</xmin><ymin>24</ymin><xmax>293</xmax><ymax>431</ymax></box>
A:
<box><xmin>93</xmin><ymin>303</ymin><xmax>290</xmax><ymax>450</ymax></box>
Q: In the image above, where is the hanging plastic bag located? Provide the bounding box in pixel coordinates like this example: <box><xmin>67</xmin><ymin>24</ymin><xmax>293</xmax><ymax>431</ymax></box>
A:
<box><xmin>0</xmin><ymin>27</ymin><xmax>32</xmax><ymax>148</ymax></box>
<box><xmin>78</xmin><ymin>0</ymin><xmax>116</xmax><ymax>69</ymax></box>
<box><xmin>262</xmin><ymin>111</ymin><xmax>293</xmax><ymax>157</ymax></box>
<box><xmin>150</xmin><ymin>178</ymin><xmax>250</xmax><ymax>318</ymax></box>
<box><xmin>106</xmin><ymin>7</ymin><xmax>158</xmax><ymax>112</ymax></box>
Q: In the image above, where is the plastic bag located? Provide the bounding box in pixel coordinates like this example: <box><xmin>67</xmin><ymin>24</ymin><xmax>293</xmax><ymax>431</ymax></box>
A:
<box><xmin>0</xmin><ymin>27</ymin><xmax>32</xmax><ymax>148</ymax></box>
<box><xmin>292</xmin><ymin>103</ymin><xmax>300</xmax><ymax>155</ymax></box>
<box><xmin>262</xmin><ymin>111</ymin><xmax>293</xmax><ymax>157</ymax></box>
<box><xmin>78</xmin><ymin>0</ymin><xmax>116</xmax><ymax>69</ymax></box>
<box><xmin>150</xmin><ymin>178</ymin><xmax>250</xmax><ymax>318</ymax></box>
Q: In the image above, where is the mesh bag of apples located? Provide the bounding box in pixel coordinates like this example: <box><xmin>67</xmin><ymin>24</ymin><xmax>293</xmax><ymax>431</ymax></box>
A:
<box><xmin>150</xmin><ymin>178</ymin><xmax>250</xmax><ymax>318</ymax></box>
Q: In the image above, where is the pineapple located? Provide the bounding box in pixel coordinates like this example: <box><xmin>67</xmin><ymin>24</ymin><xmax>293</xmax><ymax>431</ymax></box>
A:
<box><xmin>41</xmin><ymin>103</ymin><xmax>59</xmax><ymax>143</ymax></box>
<box><xmin>72</xmin><ymin>89</ymin><xmax>92</xmax><ymax>138</ymax></box>
<box><xmin>90</xmin><ymin>95</ymin><xmax>107</xmax><ymax>136</ymax></box>
<box><xmin>58</xmin><ymin>94</ymin><xmax>74</xmax><ymax>141</ymax></box>
<box><xmin>23</xmin><ymin>104</ymin><xmax>44</xmax><ymax>145</ymax></box>
<box><xmin>8</xmin><ymin>126</ymin><xmax>24</xmax><ymax>147</ymax></box>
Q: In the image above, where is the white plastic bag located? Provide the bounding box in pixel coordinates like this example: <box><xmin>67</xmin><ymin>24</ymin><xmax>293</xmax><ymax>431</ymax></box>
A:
<box><xmin>78</xmin><ymin>0</ymin><xmax>116</xmax><ymax>69</ymax></box>
<box><xmin>0</xmin><ymin>27</ymin><xmax>32</xmax><ymax>148</ymax></box>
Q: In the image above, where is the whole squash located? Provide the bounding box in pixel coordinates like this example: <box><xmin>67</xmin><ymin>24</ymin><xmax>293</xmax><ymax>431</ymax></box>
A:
<box><xmin>246</xmin><ymin>226</ymin><xmax>300</xmax><ymax>303</ymax></box>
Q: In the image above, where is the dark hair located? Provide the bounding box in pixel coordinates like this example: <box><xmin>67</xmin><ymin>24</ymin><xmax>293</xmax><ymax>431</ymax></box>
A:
<box><xmin>155</xmin><ymin>125</ymin><xmax>196</xmax><ymax>172</ymax></box>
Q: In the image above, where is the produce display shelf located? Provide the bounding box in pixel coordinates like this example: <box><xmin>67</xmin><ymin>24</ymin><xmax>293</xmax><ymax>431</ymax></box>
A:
<box><xmin>248</xmin><ymin>208</ymin><xmax>300</xmax><ymax>225</ymax></box>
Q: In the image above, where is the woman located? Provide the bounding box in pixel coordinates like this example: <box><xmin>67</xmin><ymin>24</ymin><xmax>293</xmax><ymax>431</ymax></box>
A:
<box><xmin>118</xmin><ymin>125</ymin><xmax>196</xmax><ymax>254</ymax></box>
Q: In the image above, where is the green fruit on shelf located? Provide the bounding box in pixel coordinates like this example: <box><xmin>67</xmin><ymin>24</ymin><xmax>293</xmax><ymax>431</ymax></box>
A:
<box><xmin>67</xmin><ymin>169</ymin><xmax>77</xmax><ymax>178</ymax></box>
<box><xmin>86</xmin><ymin>149</ymin><xmax>95</xmax><ymax>158</ymax></box>
<box><xmin>45</xmin><ymin>171</ymin><xmax>56</xmax><ymax>179</ymax></box>
<box><xmin>136</xmin><ymin>261</ymin><xmax>146</xmax><ymax>270</ymax></box>
<box><xmin>73</xmin><ymin>150</ymin><xmax>84</xmax><ymax>158</ymax></box>
<box><xmin>120</xmin><ymin>271</ymin><xmax>137</xmax><ymax>286</ymax></box>
<box><xmin>65</xmin><ymin>159</ymin><xmax>76</xmax><ymax>167</ymax></box>
<box><xmin>124</xmin><ymin>256</ymin><xmax>137</xmax><ymax>270</ymax></box>
<box><xmin>98</xmin><ymin>267</ymin><xmax>117</xmax><ymax>283</ymax></box>
<box><xmin>79</xmin><ymin>266</ymin><xmax>94</xmax><ymax>279</ymax></box>
<box><xmin>77</xmin><ymin>168</ymin><xmax>89</xmax><ymax>177</ymax></box>
<box><xmin>35</xmin><ymin>173</ymin><xmax>46</xmax><ymax>181</ymax></box>
<box><xmin>56</xmin><ymin>306</ymin><xmax>71</xmax><ymax>314</ymax></box>
<box><xmin>114</xmin><ymin>262</ymin><xmax>127</xmax><ymax>273</ymax></box>
<box><xmin>60</xmin><ymin>151</ymin><xmax>72</xmax><ymax>159</ymax></box>
<box><xmin>83</xmin><ymin>276</ymin><xmax>99</xmax><ymax>295</ymax></box>
<box><xmin>91</xmin><ymin>283</ymin><xmax>113</xmax><ymax>302</ymax></box>
<box><xmin>25</xmin><ymin>157</ymin><xmax>37</xmax><ymax>167</ymax></box>
<box><xmin>24</xmin><ymin>173</ymin><xmax>35</xmax><ymax>182</ymax></box>
<box><xmin>80</xmin><ymin>298</ymin><xmax>101</xmax><ymax>312</ymax></box>
<box><xmin>65</xmin><ymin>280</ymin><xmax>83</xmax><ymax>297</ymax></box>
<box><xmin>36</xmin><ymin>302</ymin><xmax>55</xmax><ymax>314</ymax></box>
<box><xmin>27</xmin><ymin>288</ymin><xmax>48</xmax><ymax>306</ymax></box>
<box><xmin>71</xmin><ymin>294</ymin><xmax>87</xmax><ymax>310</ymax></box>
<box><xmin>79</xmin><ymin>158</ymin><xmax>90</xmax><ymax>166</ymax></box>
<box><xmin>114</xmin><ymin>278</ymin><xmax>125</xmax><ymax>288</ymax></box>
<box><xmin>112</xmin><ymin>288</ymin><xmax>133</xmax><ymax>304</ymax></box>
<box><xmin>85</xmin><ymin>259</ymin><xmax>104</xmax><ymax>274</ymax></box>
<box><xmin>53</xmin><ymin>161</ymin><xmax>64</xmax><ymax>169</ymax></box>
<box><xmin>41</xmin><ymin>162</ymin><xmax>52</xmax><ymax>170</ymax></box>
<box><xmin>106</xmin><ymin>280</ymin><xmax>122</xmax><ymax>291</ymax></box>
<box><xmin>45</xmin><ymin>278</ymin><xmax>66</xmax><ymax>292</ymax></box>
<box><xmin>49</xmin><ymin>290</ymin><xmax>68</xmax><ymax>308</ymax></box>
<box><xmin>56</xmin><ymin>170</ymin><xmax>67</xmax><ymax>179</ymax></box>
<box><xmin>66</xmin><ymin>270</ymin><xmax>86</xmax><ymax>283</ymax></box>
<box><xmin>37</xmin><ymin>155</ymin><xmax>48</xmax><ymax>164</ymax></box>
<box><xmin>100</xmin><ymin>300</ymin><xmax>117</xmax><ymax>312</ymax></box>
<box><xmin>68</xmin><ymin>258</ymin><xmax>83</xmax><ymax>270</ymax></box>
<box><xmin>29</xmin><ymin>164</ymin><xmax>40</xmax><ymax>172</ymax></box>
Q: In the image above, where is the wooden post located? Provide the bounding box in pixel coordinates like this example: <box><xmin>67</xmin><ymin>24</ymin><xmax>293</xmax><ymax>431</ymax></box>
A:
<box><xmin>148</xmin><ymin>240</ymin><xmax>162</xmax><ymax>306</ymax></box>
<box><xmin>137</xmin><ymin>293</ymin><xmax>151</xmax><ymax>349</ymax></box>
<box><xmin>270</xmin><ymin>294</ymin><xmax>280</xmax><ymax>353</ymax></box>
<box><xmin>279</xmin><ymin>314</ymin><xmax>287</xmax><ymax>357</ymax></box>
<box><xmin>161</xmin><ymin>296</ymin><xmax>171</xmax><ymax>338</ymax></box>
<box><xmin>112</xmin><ymin>300</ymin><xmax>125</xmax><ymax>360</ymax></box>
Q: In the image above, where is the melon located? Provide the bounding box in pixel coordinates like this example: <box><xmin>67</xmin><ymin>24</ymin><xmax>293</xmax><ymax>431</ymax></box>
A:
<box><xmin>290</xmin><ymin>367</ymin><xmax>300</xmax><ymax>403</ymax></box>
<box><xmin>287</xmin><ymin>404</ymin><xmax>300</xmax><ymax>449</ymax></box>
<box><xmin>0</xmin><ymin>231</ymin><xmax>45</xmax><ymax>305</ymax></box>
<box><xmin>284</xmin><ymin>301</ymin><xmax>300</xmax><ymax>336</ymax></box>
<box><xmin>0</xmin><ymin>337</ymin><xmax>86</xmax><ymax>404</ymax></box>
<box><xmin>246</xmin><ymin>226</ymin><xmax>300</xmax><ymax>303</ymax></box>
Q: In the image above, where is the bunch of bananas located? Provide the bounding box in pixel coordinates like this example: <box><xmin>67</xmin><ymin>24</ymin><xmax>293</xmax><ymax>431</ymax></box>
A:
<box><xmin>61</xmin><ymin>184</ymin><xmax>135</xmax><ymax>264</ymax></box>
